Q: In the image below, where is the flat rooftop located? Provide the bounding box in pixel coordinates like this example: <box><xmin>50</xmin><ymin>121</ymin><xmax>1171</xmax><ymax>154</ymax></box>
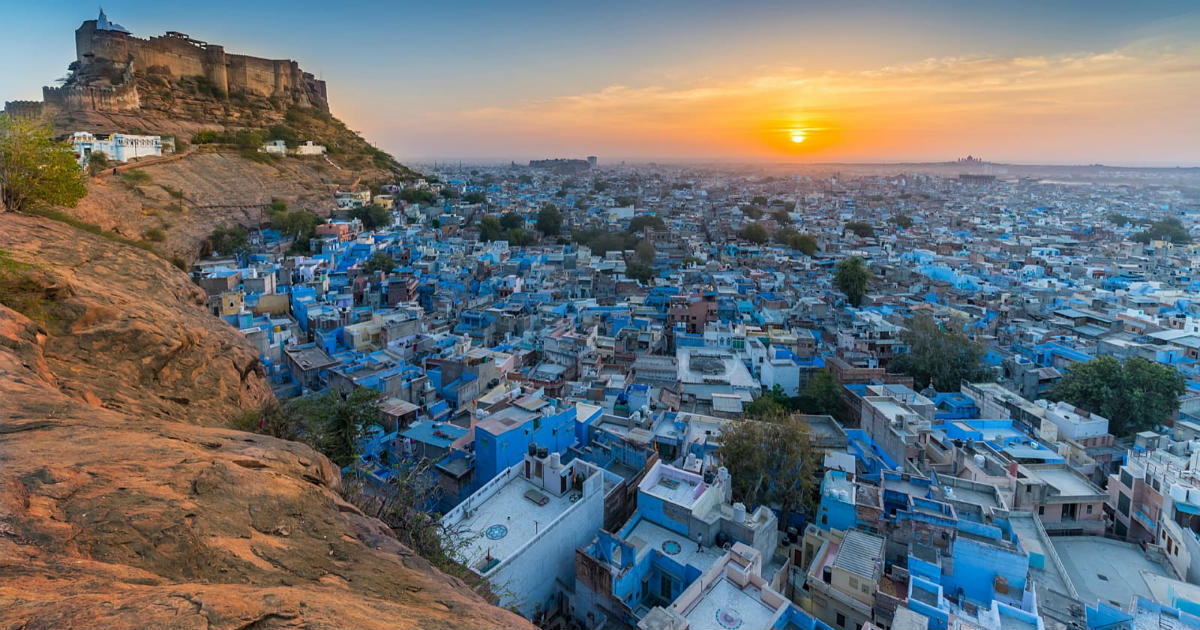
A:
<box><xmin>681</xmin><ymin>577</ymin><xmax>778</xmax><ymax>630</ymax></box>
<box><xmin>1029</xmin><ymin>466</ymin><xmax>1103</xmax><ymax>498</ymax></box>
<box><xmin>452</xmin><ymin>473</ymin><xmax>578</xmax><ymax>572</ymax></box>
<box><xmin>641</xmin><ymin>464</ymin><xmax>707</xmax><ymax>508</ymax></box>
<box><xmin>1009</xmin><ymin>514</ymin><xmax>1072</xmax><ymax>597</ymax></box>
<box><xmin>1051</xmin><ymin>536</ymin><xmax>1169</xmax><ymax>608</ymax></box>
<box><xmin>627</xmin><ymin>516</ymin><xmax>724</xmax><ymax>571</ymax></box>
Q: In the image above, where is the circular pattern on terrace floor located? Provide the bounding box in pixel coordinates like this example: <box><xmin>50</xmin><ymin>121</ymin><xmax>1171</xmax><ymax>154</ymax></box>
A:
<box><xmin>485</xmin><ymin>524</ymin><xmax>508</xmax><ymax>540</ymax></box>
<box><xmin>715</xmin><ymin>608</ymin><xmax>743</xmax><ymax>629</ymax></box>
<box><xmin>662</xmin><ymin>540</ymin><xmax>682</xmax><ymax>555</ymax></box>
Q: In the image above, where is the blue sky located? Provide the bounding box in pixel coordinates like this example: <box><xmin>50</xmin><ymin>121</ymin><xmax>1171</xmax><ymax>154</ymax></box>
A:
<box><xmin>4</xmin><ymin>1</ymin><xmax>1200</xmax><ymax>164</ymax></box>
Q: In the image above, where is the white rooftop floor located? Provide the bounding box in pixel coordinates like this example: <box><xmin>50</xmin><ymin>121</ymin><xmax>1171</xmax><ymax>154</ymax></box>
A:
<box><xmin>628</xmin><ymin>517</ymin><xmax>724</xmax><ymax>571</ymax></box>
<box><xmin>453</xmin><ymin>474</ymin><xmax>578</xmax><ymax>571</ymax></box>
<box><xmin>682</xmin><ymin>577</ymin><xmax>778</xmax><ymax>630</ymax></box>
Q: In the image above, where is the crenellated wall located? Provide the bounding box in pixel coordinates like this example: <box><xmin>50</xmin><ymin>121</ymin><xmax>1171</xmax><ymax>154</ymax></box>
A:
<box><xmin>2</xmin><ymin>100</ymin><xmax>47</xmax><ymax>119</ymax></box>
<box><xmin>72</xmin><ymin>19</ymin><xmax>327</xmax><ymax>111</ymax></box>
<box><xmin>42</xmin><ymin>82</ymin><xmax>141</xmax><ymax>113</ymax></box>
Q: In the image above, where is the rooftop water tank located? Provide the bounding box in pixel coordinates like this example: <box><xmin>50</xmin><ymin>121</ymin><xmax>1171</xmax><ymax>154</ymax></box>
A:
<box><xmin>733</xmin><ymin>502</ymin><xmax>747</xmax><ymax>523</ymax></box>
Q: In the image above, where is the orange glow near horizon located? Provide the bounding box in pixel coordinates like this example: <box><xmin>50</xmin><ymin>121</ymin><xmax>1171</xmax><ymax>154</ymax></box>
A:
<box><xmin>379</xmin><ymin>40</ymin><xmax>1200</xmax><ymax>164</ymax></box>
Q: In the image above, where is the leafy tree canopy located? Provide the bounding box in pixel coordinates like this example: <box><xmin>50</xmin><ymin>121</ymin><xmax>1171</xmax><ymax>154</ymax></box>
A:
<box><xmin>536</xmin><ymin>204</ymin><xmax>562</xmax><ymax>236</ymax></box>
<box><xmin>361</xmin><ymin>251</ymin><xmax>396</xmax><ymax>275</ymax></box>
<box><xmin>350</xmin><ymin>204</ymin><xmax>392</xmax><ymax>230</ymax></box>
<box><xmin>740</xmin><ymin>223</ymin><xmax>769</xmax><ymax>244</ymax></box>
<box><xmin>834</xmin><ymin>256</ymin><xmax>871</xmax><ymax>307</ymax></box>
<box><xmin>0</xmin><ymin>114</ymin><xmax>86</xmax><ymax>212</ymax></box>
<box><xmin>1050</xmin><ymin>356</ymin><xmax>1186</xmax><ymax>436</ymax></box>
<box><xmin>720</xmin><ymin>413</ymin><xmax>821</xmax><ymax>523</ymax></box>
<box><xmin>889</xmin><ymin>312</ymin><xmax>992</xmax><ymax>391</ymax></box>
<box><xmin>845</xmin><ymin>221</ymin><xmax>875</xmax><ymax>238</ymax></box>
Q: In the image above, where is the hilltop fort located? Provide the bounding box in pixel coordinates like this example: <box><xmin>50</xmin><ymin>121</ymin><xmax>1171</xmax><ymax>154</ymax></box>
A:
<box><xmin>5</xmin><ymin>9</ymin><xmax>328</xmax><ymax>123</ymax></box>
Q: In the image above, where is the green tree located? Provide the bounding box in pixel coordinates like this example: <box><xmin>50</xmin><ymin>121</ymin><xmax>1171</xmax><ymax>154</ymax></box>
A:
<box><xmin>0</xmin><ymin>114</ymin><xmax>87</xmax><ymax>212</ymax></box>
<box><xmin>279</xmin><ymin>388</ymin><xmax>383</xmax><ymax>468</ymax></box>
<box><xmin>834</xmin><ymin>256</ymin><xmax>871</xmax><ymax>307</ymax></box>
<box><xmin>479</xmin><ymin>215</ymin><xmax>503</xmax><ymax>241</ymax></box>
<box><xmin>207</xmin><ymin>226</ymin><xmax>249</xmax><ymax>256</ymax></box>
<box><xmin>889</xmin><ymin>312</ymin><xmax>992</xmax><ymax>391</ymax></box>
<box><xmin>500</xmin><ymin>212</ymin><xmax>524</xmax><ymax>230</ymax></box>
<box><xmin>889</xmin><ymin>214</ymin><xmax>914</xmax><ymax>229</ymax></box>
<box><xmin>740</xmin><ymin>223</ymin><xmax>769</xmax><ymax>244</ymax></box>
<box><xmin>751</xmin><ymin>195</ymin><xmax>768</xmax><ymax>206</ymax></box>
<box><xmin>85</xmin><ymin>151</ymin><xmax>110</xmax><ymax>176</ymax></box>
<box><xmin>628</xmin><ymin>215</ymin><xmax>666</xmax><ymax>234</ymax></box>
<box><xmin>463</xmin><ymin>191</ymin><xmax>486</xmax><ymax>204</ymax></box>
<box><xmin>745</xmin><ymin>385</ymin><xmax>789</xmax><ymax>420</ymax></box>
<box><xmin>506</xmin><ymin>227</ymin><xmax>532</xmax><ymax>246</ymax></box>
<box><xmin>399</xmin><ymin>188</ymin><xmax>437</xmax><ymax>205</ymax></box>
<box><xmin>790</xmin><ymin>233</ymin><xmax>818</xmax><ymax>256</ymax></box>
<box><xmin>362</xmin><ymin>251</ymin><xmax>396</xmax><ymax>275</ymax></box>
<box><xmin>719</xmin><ymin>413</ymin><xmax>820</xmax><ymax>524</ymax></box>
<box><xmin>626</xmin><ymin>261</ymin><xmax>655</xmax><ymax>283</ymax></box>
<box><xmin>845</xmin><ymin>221</ymin><xmax>875</xmax><ymax>238</ymax></box>
<box><xmin>536</xmin><ymin>204</ymin><xmax>562</xmax><ymax>236</ymax></box>
<box><xmin>267</xmin><ymin>124</ymin><xmax>300</xmax><ymax>148</ymax></box>
<box><xmin>742</xmin><ymin>205</ymin><xmax>764</xmax><ymax>220</ymax></box>
<box><xmin>1133</xmin><ymin>217</ymin><xmax>1191</xmax><ymax>244</ymax></box>
<box><xmin>350</xmin><ymin>204</ymin><xmax>392</xmax><ymax>230</ymax></box>
<box><xmin>271</xmin><ymin>209</ymin><xmax>323</xmax><ymax>252</ymax></box>
<box><xmin>1050</xmin><ymin>356</ymin><xmax>1186</xmax><ymax>436</ymax></box>
<box><xmin>804</xmin><ymin>370</ymin><xmax>843</xmax><ymax>418</ymax></box>
<box><xmin>635</xmin><ymin>239</ymin><xmax>656</xmax><ymax>264</ymax></box>
<box><xmin>772</xmin><ymin>208</ymin><xmax>792</xmax><ymax>224</ymax></box>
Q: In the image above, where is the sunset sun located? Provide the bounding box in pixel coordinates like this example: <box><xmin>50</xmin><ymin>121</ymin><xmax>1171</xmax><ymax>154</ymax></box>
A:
<box><xmin>790</xmin><ymin>129</ymin><xmax>807</xmax><ymax>143</ymax></box>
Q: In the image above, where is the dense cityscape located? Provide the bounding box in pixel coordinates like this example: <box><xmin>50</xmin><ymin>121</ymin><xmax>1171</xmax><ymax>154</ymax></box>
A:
<box><xmin>189</xmin><ymin>154</ymin><xmax>1200</xmax><ymax>630</ymax></box>
<box><xmin>3</xmin><ymin>4</ymin><xmax>1200</xmax><ymax>630</ymax></box>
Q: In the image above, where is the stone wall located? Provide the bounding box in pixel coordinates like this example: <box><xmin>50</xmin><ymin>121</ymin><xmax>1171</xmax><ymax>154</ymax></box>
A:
<box><xmin>73</xmin><ymin>19</ymin><xmax>328</xmax><ymax>111</ymax></box>
<box><xmin>43</xmin><ymin>82</ymin><xmax>141</xmax><ymax>113</ymax></box>
<box><xmin>2</xmin><ymin>100</ymin><xmax>47</xmax><ymax>119</ymax></box>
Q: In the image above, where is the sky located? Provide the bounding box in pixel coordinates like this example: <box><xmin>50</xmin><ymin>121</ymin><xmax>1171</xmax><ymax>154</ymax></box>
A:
<box><xmin>3</xmin><ymin>1</ymin><xmax>1200</xmax><ymax>165</ymax></box>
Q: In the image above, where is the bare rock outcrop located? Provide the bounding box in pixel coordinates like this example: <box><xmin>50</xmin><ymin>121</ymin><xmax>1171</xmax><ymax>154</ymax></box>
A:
<box><xmin>0</xmin><ymin>214</ymin><xmax>533</xmax><ymax>630</ymax></box>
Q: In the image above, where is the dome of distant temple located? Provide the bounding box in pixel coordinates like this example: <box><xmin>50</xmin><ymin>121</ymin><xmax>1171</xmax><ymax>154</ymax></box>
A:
<box><xmin>96</xmin><ymin>8</ymin><xmax>130</xmax><ymax>34</ymax></box>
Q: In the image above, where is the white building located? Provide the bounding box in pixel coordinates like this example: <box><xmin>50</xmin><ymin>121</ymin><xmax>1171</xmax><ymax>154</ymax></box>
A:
<box><xmin>262</xmin><ymin>140</ymin><xmax>288</xmax><ymax>155</ymax></box>
<box><xmin>294</xmin><ymin>140</ymin><xmax>327</xmax><ymax>155</ymax></box>
<box><xmin>72</xmin><ymin>132</ymin><xmax>162</xmax><ymax>164</ymax></box>
<box><xmin>1042</xmin><ymin>400</ymin><xmax>1109</xmax><ymax>443</ymax></box>
<box><xmin>440</xmin><ymin>448</ymin><xmax>617</xmax><ymax>618</ymax></box>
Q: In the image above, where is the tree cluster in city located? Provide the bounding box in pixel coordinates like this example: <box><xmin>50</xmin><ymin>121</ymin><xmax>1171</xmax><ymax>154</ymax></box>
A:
<box><xmin>834</xmin><ymin>256</ymin><xmax>871</xmax><ymax>307</ymax></box>
<box><xmin>720</xmin><ymin>412</ymin><xmax>821</xmax><ymax>525</ymax></box>
<box><xmin>1050</xmin><ymin>356</ymin><xmax>1186</xmax><ymax>436</ymax></box>
<box><xmin>889</xmin><ymin>312</ymin><xmax>992</xmax><ymax>391</ymax></box>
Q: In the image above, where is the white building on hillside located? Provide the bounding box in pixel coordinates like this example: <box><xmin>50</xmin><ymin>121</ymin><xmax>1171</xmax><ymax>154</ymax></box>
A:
<box><xmin>72</xmin><ymin>132</ymin><xmax>162</xmax><ymax>164</ymax></box>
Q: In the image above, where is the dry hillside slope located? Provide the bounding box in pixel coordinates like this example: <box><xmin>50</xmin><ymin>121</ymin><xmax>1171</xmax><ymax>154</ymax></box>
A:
<box><xmin>0</xmin><ymin>213</ymin><xmax>533</xmax><ymax>630</ymax></box>
<box><xmin>66</xmin><ymin>150</ymin><xmax>364</xmax><ymax>264</ymax></box>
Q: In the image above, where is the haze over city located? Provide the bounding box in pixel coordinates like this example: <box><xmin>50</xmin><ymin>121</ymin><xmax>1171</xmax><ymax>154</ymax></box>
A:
<box><xmin>4</xmin><ymin>0</ymin><xmax>1200</xmax><ymax>165</ymax></box>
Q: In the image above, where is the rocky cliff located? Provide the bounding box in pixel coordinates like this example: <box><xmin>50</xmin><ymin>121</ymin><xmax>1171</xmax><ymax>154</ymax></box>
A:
<box><xmin>0</xmin><ymin>213</ymin><xmax>533</xmax><ymax>629</ymax></box>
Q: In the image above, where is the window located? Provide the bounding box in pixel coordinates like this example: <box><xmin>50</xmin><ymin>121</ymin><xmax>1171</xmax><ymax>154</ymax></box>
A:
<box><xmin>1121</xmin><ymin>471</ymin><xmax>1134</xmax><ymax>488</ymax></box>
<box><xmin>849</xmin><ymin>576</ymin><xmax>858</xmax><ymax>588</ymax></box>
<box><xmin>1118</xmin><ymin>493</ymin><xmax>1131</xmax><ymax>516</ymax></box>
<box><xmin>1087</xmin><ymin>504</ymin><xmax>1094</xmax><ymax>515</ymax></box>
<box><xmin>836</xmin><ymin>613</ymin><xmax>846</xmax><ymax>628</ymax></box>
<box><xmin>1038</xmin><ymin>506</ymin><xmax>1045</xmax><ymax>516</ymax></box>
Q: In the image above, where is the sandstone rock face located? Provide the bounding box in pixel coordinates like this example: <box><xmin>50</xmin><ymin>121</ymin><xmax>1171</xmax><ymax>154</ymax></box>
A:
<box><xmin>0</xmin><ymin>214</ymin><xmax>533</xmax><ymax>630</ymax></box>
